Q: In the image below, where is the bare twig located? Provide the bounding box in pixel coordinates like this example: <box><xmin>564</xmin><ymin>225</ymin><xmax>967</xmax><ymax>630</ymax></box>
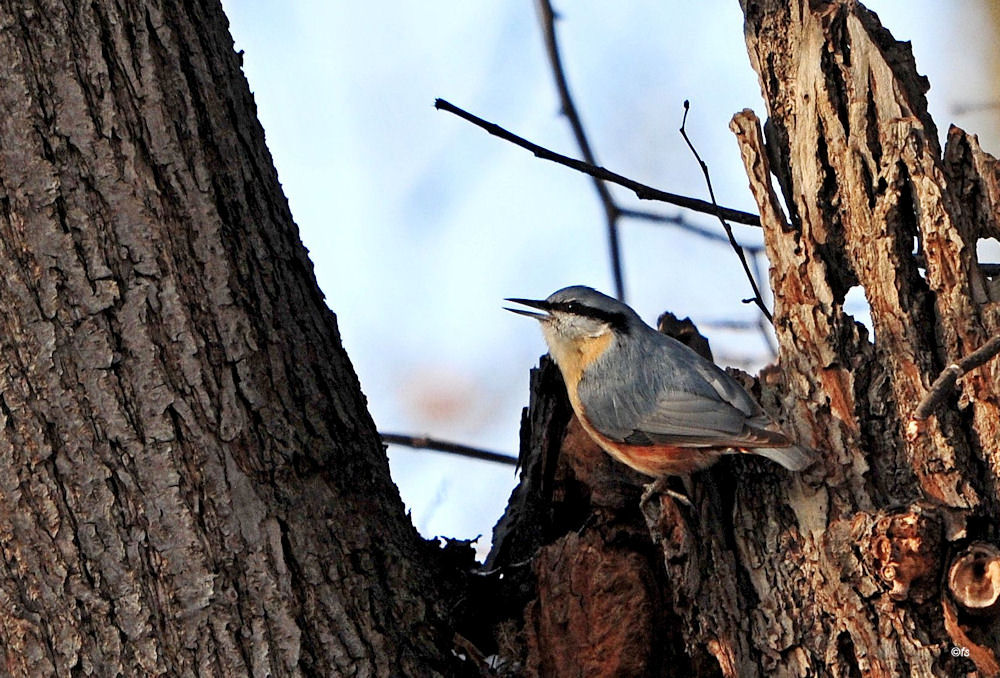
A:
<box><xmin>535</xmin><ymin>0</ymin><xmax>624</xmax><ymax>300</ymax></box>
<box><xmin>679</xmin><ymin>101</ymin><xmax>773</xmax><ymax>324</ymax></box>
<box><xmin>381</xmin><ymin>433</ymin><xmax>517</xmax><ymax>467</ymax></box>
<box><xmin>697</xmin><ymin>319</ymin><xmax>761</xmax><ymax>331</ymax></box>
<box><xmin>906</xmin><ymin>334</ymin><xmax>1000</xmax><ymax>439</ymax></box>
<box><xmin>618</xmin><ymin>207</ymin><xmax>763</xmax><ymax>252</ymax></box>
<box><xmin>952</xmin><ymin>100</ymin><xmax>1000</xmax><ymax>116</ymax></box>
<box><xmin>434</xmin><ymin>99</ymin><xmax>762</xmax><ymax>227</ymax></box>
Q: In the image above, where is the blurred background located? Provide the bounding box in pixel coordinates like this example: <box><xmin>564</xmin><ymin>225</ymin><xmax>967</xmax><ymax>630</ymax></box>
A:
<box><xmin>220</xmin><ymin>0</ymin><xmax>1000</xmax><ymax>559</ymax></box>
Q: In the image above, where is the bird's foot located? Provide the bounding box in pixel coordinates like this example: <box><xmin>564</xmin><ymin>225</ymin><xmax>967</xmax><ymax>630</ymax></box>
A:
<box><xmin>640</xmin><ymin>476</ymin><xmax>693</xmax><ymax>510</ymax></box>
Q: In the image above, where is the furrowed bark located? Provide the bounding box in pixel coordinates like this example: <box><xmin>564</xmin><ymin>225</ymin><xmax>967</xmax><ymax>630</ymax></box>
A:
<box><xmin>0</xmin><ymin>1</ymin><xmax>469</xmax><ymax>675</ymax></box>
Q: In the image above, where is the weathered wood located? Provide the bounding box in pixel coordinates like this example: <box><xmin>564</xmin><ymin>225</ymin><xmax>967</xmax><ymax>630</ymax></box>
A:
<box><xmin>487</xmin><ymin>2</ymin><xmax>1000</xmax><ymax>677</ymax></box>
<box><xmin>731</xmin><ymin>0</ymin><xmax>1000</xmax><ymax>674</ymax></box>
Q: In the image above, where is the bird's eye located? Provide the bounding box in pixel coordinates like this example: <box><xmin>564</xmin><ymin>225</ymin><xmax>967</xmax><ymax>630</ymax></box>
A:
<box><xmin>564</xmin><ymin>301</ymin><xmax>580</xmax><ymax>313</ymax></box>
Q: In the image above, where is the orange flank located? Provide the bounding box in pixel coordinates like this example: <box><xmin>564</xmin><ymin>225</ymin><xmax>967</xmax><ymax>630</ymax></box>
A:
<box><xmin>571</xmin><ymin>403</ymin><xmax>725</xmax><ymax>476</ymax></box>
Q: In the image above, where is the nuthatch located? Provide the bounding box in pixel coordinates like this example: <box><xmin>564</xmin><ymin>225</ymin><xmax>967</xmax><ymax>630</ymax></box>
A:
<box><xmin>506</xmin><ymin>286</ymin><xmax>812</xmax><ymax>478</ymax></box>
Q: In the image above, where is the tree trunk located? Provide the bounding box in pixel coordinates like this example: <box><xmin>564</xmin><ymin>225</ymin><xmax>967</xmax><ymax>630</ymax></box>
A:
<box><xmin>6</xmin><ymin>0</ymin><xmax>1000</xmax><ymax>676</ymax></box>
<box><xmin>0</xmin><ymin>2</ymin><xmax>471</xmax><ymax>676</ymax></box>
<box><xmin>486</xmin><ymin>2</ymin><xmax>1000</xmax><ymax>677</ymax></box>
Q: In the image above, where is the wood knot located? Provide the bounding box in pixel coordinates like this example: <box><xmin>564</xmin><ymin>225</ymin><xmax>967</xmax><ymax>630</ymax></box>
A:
<box><xmin>947</xmin><ymin>542</ymin><xmax>1000</xmax><ymax>616</ymax></box>
<box><xmin>865</xmin><ymin>509</ymin><xmax>943</xmax><ymax>602</ymax></box>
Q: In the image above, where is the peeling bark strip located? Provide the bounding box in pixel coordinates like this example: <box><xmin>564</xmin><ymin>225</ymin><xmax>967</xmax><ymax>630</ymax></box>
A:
<box><xmin>0</xmin><ymin>2</ymin><xmax>467</xmax><ymax>676</ymax></box>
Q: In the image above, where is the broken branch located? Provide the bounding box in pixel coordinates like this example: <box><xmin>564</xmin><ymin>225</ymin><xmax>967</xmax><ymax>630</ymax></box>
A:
<box><xmin>907</xmin><ymin>334</ymin><xmax>1000</xmax><ymax>438</ymax></box>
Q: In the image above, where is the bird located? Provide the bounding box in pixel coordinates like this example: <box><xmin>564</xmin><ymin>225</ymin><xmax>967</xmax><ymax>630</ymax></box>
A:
<box><xmin>506</xmin><ymin>286</ymin><xmax>812</xmax><ymax>489</ymax></box>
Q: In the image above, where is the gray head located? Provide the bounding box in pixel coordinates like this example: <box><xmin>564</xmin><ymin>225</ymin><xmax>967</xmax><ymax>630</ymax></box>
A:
<box><xmin>505</xmin><ymin>286</ymin><xmax>645</xmax><ymax>360</ymax></box>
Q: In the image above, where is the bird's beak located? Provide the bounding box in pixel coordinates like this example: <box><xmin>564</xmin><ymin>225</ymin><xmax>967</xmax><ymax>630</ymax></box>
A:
<box><xmin>504</xmin><ymin>297</ymin><xmax>552</xmax><ymax>321</ymax></box>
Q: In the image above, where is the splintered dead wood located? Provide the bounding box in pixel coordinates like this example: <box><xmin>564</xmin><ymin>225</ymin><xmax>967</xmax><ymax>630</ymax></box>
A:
<box><xmin>735</xmin><ymin>2</ymin><xmax>1000</xmax><ymax>507</ymax></box>
<box><xmin>726</xmin><ymin>1</ymin><xmax>1000</xmax><ymax>675</ymax></box>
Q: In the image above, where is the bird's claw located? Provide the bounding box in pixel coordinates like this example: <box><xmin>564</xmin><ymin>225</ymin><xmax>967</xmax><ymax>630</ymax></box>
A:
<box><xmin>640</xmin><ymin>477</ymin><xmax>693</xmax><ymax>509</ymax></box>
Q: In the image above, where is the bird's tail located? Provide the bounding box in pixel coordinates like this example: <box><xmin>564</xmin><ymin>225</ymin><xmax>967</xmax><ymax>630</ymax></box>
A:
<box><xmin>753</xmin><ymin>444</ymin><xmax>815</xmax><ymax>471</ymax></box>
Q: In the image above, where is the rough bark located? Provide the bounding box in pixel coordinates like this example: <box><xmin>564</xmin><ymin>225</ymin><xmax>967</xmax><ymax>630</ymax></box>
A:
<box><xmin>484</xmin><ymin>2</ymin><xmax>1000</xmax><ymax>677</ymax></box>
<box><xmin>486</xmin><ymin>357</ymin><xmax>696</xmax><ymax>678</ymax></box>
<box><xmin>0</xmin><ymin>1</ymin><xmax>471</xmax><ymax>676</ymax></box>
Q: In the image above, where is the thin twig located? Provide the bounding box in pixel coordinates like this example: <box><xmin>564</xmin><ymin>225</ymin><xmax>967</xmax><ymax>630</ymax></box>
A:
<box><xmin>434</xmin><ymin>99</ymin><xmax>762</xmax><ymax>227</ymax></box>
<box><xmin>952</xmin><ymin>101</ymin><xmax>1000</xmax><ymax>116</ymax></box>
<box><xmin>535</xmin><ymin>0</ymin><xmax>624</xmax><ymax>300</ymax></box>
<box><xmin>679</xmin><ymin>100</ymin><xmax>773</xmax><ymax>324</ymax></box>
<box><xmin>906</xmin><ymin>335</ymin><xmax>1000</xmax><ymax>439</ymax></box>
<box><xmin>618</xmin><ymin>207</ymin><xmax>763</xmax><ymax>252</ymax></box>
<box><xmin>697</xmin><ymin>313</ymin><xmax>777</xmax><ymax>360</ymax></box>
<box><xmin>697</xmin><ymin>319</ymin><xmax>761</xmax><ymax>331</ymax></box>
<box><xmin>381</xmin><ymin>433</ymin><xmax>517</xmax><ymax>467</ymax></box>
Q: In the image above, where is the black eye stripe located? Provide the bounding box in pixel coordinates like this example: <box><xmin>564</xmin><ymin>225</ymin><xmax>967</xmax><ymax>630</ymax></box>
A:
<box><xmin>552</xmin><ymin>301</ymin><xmax>630</xmax><ymax>333</ymax></box>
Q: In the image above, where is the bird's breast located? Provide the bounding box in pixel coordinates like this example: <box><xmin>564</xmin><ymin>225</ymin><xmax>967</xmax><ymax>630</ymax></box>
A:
<box><xmin>547</xmin><ymin>331</ymin><xmax>614</xmax><ymax>397</ymax></box>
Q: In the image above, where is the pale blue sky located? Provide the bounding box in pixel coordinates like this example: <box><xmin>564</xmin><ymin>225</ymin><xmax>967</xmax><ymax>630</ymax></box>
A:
<box><xmin>221</xmin><ymin>1</ymin><xmax>998</xmax><ymax>557</ymax></box>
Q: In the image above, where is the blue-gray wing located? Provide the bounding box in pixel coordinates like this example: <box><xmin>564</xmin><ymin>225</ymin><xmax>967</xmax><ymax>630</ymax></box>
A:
<box><xmin>578</xmin><ymin>330</ymin><xmax>788</xmax><ymax>448</ymax></box>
